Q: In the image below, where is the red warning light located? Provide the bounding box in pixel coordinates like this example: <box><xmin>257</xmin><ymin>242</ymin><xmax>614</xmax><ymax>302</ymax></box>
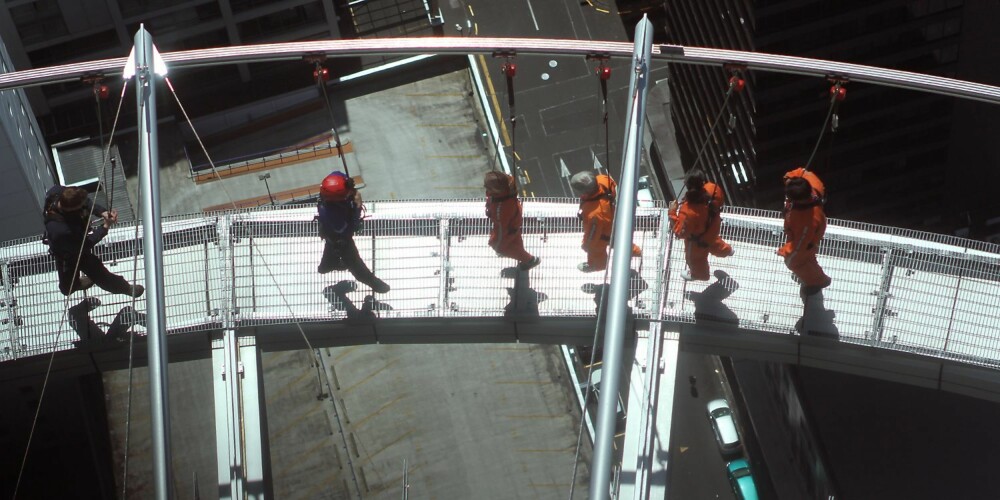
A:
<box><xmin>728</xmin><ymin>76</ymin><xmax>745</xmax><ymax>93</ymax></box>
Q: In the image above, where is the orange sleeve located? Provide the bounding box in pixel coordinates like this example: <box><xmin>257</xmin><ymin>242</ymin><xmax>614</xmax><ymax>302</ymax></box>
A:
<box><xmin>705</xmin><ymin>182</ymin><xmax>725</xmax><ymax>209</ymax></box>
<box><xmin>779</xmin><ymin>210</ymin><xmax>818</xmax><ymax>256</ymax></box>
<box><xmin>671</xmin><ymin>206</ymin><xmax>690</xmax><ymax>238</ymax></box>
<box><xmin>581</xmin><ymin>209</ymin><xmax>598</xmax><ymax>246</ymax></box>
<box><xmin>499</xmin><ymin>199</ymin><xmax>521</xmax><ymax>235</ymax></box>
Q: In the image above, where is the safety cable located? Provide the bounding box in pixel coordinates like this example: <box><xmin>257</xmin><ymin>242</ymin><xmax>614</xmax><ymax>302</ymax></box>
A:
<box><xmin>119</xmin><ymin>186</ymin><xmax>144</xmax><ymax>498</ymax></box>
<box><xmin>93</xmin><ymin>82</ymin><xmax>110</xmax><ymax>209</ymax></box>
<box><xmin>595</xmin><ymin>58</ymin><xmax>612</xmax><ymax>175</ymax></box>
<box><xmin>568</xmin><ymin>78</ymin><xmax>646</xmax><ymax>499</ymax></box>
<box><xmin>687</xmin><ymin>75</ymin><xmax>744</xmax><ymax>194</ymax></box>
<box><xmin>165</xmin><ymin>77</ymin><xmax>364</xmax><ymax>498</ymax></box>
<box><xmin>500</xmin><ymin>58</ymin><xmax>518</xmax><ymax>191</ymax></box>
<box><xmin>101</xmin><ymin>83</ymin><xmax>137</xmax><ymax>220</ymax></box>
<box><xmin>568</xmin><ymin>263</ymin><xmax>611</xmax><ymax>500</ymax></box>
<box><xmin>804</xmin><ymin>81</ymin><xmax>846</xmax><ymax>172</ymax></box>
<box><xmin>13</xmin><ymin>80</ymin><xmax>135</xmax><ymax>500</ymax></box>
<box><xmin>313</xmin><ymin>63</ymin><xmax>351</xmax><ymax>178</ymax></box>
<box><xmin>487</xmin><ymin>134</ymin><xmax>504</xmax><ymax>173</ymax></box>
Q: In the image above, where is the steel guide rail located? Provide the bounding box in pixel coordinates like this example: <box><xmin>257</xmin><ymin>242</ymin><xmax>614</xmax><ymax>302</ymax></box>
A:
<box><xmin>0</xmin><ymin>38</ymin><xmax>999</xmax><ymax>104</ymax></box>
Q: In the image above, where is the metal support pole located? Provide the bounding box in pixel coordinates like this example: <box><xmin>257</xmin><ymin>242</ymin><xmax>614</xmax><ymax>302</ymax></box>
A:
<box><xmin>0</xmin><ymin>260</ymin><xmax>21</xmax><ymax>357</ymax></box>
<box><xmin>870</xmin><ymin>248</ymin><xmax>896</xmax><ymax>342</ymax></box>
<box><xmin>212</xmin><ymin>216</ymin><xmax>272</xmax><ymax>499</ymax></box>
<box><xmin>133</xmin><ymin>25</ymin><xmax>172</xmax><ymax>500</ymax></box>
<box><xmin>438</xmin><ymin>219</ymin><xmax>451</xmax><ymax>311</ymax></box>
<box><xmin>590</xmin><ymin>16</ymin><xmax>653</xmax><ymax>500</ymax></box>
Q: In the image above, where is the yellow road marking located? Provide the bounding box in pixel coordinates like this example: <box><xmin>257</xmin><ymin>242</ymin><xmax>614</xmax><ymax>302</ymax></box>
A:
<box><xmin>530</xmin><ymin>482</ymin><xmax>573</xmax><ymax>488</ymax></box>
<box><xmin>269</xmin><ymin>368</ymin><xmax>315</xmax><ymax>401</ymax></box>
<box><xmin>468</xmin><ymin>5</ymin><xmax>474</xmax><ymax>16</ymax></box>
<box><xmin>352</xmin><ymin>393</ymin><xmax>407</xmax><ymax>430</ymax></box>
<box><xmin>299</xmin><ymin>470</ymin><xmax>341</xmax><ymax>499</ymax></box>
<box><xmin>271</xmin><ymin>403</ymin><xmax>324</xmax><ymax>442</ymax></box>
<box><xmin>342</xmin><ymin>359</ymin><xmax>397</xmax><ymax>394</ymax></box>
<box><xmin>478</xmin><ymin>54</ymin><xmax>512</xmax><ymax>147</ymax></box>
<box><xmin>334</xmin><ymin>345</ymin><xmax>361</xmax><ymax>363</ymax></box>
<box><xmin>273</xmin><ymin>437</ymin><xmax>330</xmax><ymax>480</ymax></box>
<box><xmin>360</xmin><ymin>429</ymin><xmax>415</xmax><ymax>465</ymax></box>
<box><xmin>502</xmin><ymin>414</ymin><xmax>563</xmax><ymax>419</ymax></box>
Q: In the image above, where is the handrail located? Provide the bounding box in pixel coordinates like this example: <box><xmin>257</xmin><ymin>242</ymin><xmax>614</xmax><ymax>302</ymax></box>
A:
<box><xmin>1</xmin><ymin>200</ymin><xmax>998</xmax><ymax>373</ymax></box>
<box><xmin>1</xmin><ymin>38</ymin><xmax>999</xmax><ymax>104</ymax></box>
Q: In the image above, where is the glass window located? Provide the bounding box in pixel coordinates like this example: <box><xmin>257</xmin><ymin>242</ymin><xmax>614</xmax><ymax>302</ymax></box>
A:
<box><xmin>10</xmin><ymin>0</ymin><xmax>69</xmax><ymax>45</ymax></box>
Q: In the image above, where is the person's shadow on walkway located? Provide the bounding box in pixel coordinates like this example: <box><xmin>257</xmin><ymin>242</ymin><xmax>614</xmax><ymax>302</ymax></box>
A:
<box><xmin>686</xmin><ymin>270</ymin><xmax>740</xmax><ymax>326</ymax></box>
<box><xmin>797</xmin><ymin>291</ymin><xmax>839</xmax><ymax>340</ymax></box>
<box><xmin>69</xmin><ymin>297</ymin><xmax>146</xmax><ymax>348</ymax></box>
<box><xmin>323</xmin><ymin>281</ymin><xmax>392</xmax><ymax>323</ymax></box>
<box><xmin>501</xmin><ymin>267</ymin><xmax>547</xmax><ymax>318</ymax></box>
<box><xmin>582</xmin><ymin>269</ymin><xmax>650</xmax><ymax>315</ymax></box>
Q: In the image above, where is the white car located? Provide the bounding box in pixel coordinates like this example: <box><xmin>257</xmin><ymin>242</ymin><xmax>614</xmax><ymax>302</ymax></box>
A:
<box><xmin>637</xmin><ymin>175</ymin><xmax>654</xmax><ymax>207</ymax></box>
<box><xmin>706</xmin><ymin>398</ymin><xmax>741</xmax><ymax>453</ymax></box>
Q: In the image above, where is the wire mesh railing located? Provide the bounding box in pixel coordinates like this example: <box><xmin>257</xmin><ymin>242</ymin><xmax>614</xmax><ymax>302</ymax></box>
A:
<box><xmin>0</xmin><ymin>199</ymin><xmax>998</xmax><ymax>370</ymax></box>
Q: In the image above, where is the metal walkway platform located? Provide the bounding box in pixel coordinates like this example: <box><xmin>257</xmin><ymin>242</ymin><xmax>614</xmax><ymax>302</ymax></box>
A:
<box><xmin>2</xmin><ymin>199</ymin><xmax>999</xmax><ymax>398</ymax></box>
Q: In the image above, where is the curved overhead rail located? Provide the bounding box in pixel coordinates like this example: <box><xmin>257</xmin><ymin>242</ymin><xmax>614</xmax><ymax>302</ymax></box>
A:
<box><xmin>0</xmin><ymin>38</ymin><xmax>999</xmax><ymax>104</ymax></box>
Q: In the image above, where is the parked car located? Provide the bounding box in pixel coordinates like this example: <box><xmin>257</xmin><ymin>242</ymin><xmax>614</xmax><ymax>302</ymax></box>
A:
<box><xmin>637</xmin><ymin>175</ymin><xmax>654</xmax><ymax>207</ymax></box>
<box><xmin>726</xmin><ymin>458</ymin><xmax>759</xmax><ymax>500</ymax></box>
<box><xmin>706</xmin><ymin>398</ymin><xmax>741</xmax><ymax>453</ymax></box>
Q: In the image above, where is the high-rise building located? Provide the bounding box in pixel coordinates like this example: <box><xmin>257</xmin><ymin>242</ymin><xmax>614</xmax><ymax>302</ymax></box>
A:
<box><xmin>0</xmin><ymin>38</ymin><xmax>54</xmax><ymax>240</ymax></box>
<box><xmin>660</xmin><ymin>0</ymin><xmax>1000</xmax><ymax>238</ymax></box>
<box><xmin>0</xmin><ymin>0</ymin><xmax>440</xmax><ymax>145</ymax></box>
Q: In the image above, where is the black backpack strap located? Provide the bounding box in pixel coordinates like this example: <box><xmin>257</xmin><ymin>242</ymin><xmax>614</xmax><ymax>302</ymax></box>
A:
<box><xmin>689</xmin><ymin>184</ymin><xmax>720</xmax><ymax>244</ymax></box>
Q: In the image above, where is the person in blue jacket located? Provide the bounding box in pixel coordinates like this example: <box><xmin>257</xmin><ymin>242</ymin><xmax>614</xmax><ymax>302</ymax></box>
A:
<box><xmin>44</xmin><ymin>185</ymin><xmax>144</xmax><ymax>297</ymax></box>
<box><xmin>316</xmin><ymin>172</ymin><xmax>390</xmax><ymax>293</ymax></box>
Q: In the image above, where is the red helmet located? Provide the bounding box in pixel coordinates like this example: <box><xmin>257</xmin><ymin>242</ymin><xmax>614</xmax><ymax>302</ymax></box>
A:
<box><xmin>320</xmin><ymin>172</ymin><xmax>351</xmax><ymax>201</ymax></box>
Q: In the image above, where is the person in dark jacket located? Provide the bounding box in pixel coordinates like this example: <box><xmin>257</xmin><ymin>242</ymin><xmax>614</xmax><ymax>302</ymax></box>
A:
<box><xmin>316</xmin><ymin>171</ymin><xmax>390</xmax><ymax>294</ymax></box>
<box><xmin>44</xmin><ymin>186</ymin><xmax>143</xmax><ymax>297</ymax></box>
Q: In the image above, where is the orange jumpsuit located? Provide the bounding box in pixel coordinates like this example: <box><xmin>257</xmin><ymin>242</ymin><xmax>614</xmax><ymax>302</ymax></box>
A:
<box><xmin>486</xmin><ymin>175</ymin><xmax>533</xmax><ymax>263</ymax></box>
<box><xmin>778</xmin><ymin>168</ymin><xmax>830</xmax><ymax>287</ymax></box>
<box><xmin>669</xmin><ymin>181</ymin><xmax>732</xmax><ymax>281</ymax></box>
<box><xmin>579</xmin><ymin>175</ymin><xmax>642</xmax><ymax>271</ymax></box>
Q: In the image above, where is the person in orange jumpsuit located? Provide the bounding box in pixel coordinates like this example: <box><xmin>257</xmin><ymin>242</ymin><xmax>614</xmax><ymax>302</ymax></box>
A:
<box><xmin>570</xmin><ymin>171</ymin><xmax>642</xmax><ymax>273</ymax></box>
<box><xmin>484</xmin><ymin>171</ymin><xmax>540</xmax><ymax>271</ymax></box>
<box><xmin>777</xmin><ymin>167</ymin><xmax>832</xmax><ymax>295</ymax></box>
<box><xmin>668</xmin><ymin>169</ymin><xmax>733</xmax><ymax>281</ymax></box>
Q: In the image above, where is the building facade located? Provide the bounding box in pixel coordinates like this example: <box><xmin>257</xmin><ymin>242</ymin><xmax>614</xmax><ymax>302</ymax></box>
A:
<box><xmin>661</xmin><ymin>0</ymin><xmax>1000</xmax><ymax>237</ymax></box>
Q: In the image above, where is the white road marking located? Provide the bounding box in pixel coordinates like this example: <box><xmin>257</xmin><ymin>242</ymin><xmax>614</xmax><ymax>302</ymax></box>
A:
<box><xmin>525</xmin><ymin>0</ymin><xmax>540</xmax><ymax>30</ymax></box>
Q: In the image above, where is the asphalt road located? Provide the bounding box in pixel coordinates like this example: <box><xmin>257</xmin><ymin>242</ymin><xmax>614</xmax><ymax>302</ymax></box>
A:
<box><xmin>668</xmin><ymin>353</ymin><xmax>740</xmax><ymax>499</ymax></box>
<box><xmin>441</xmin><ymin>0</ymin><xmax>638</xmax><ymax>198</ymax></box>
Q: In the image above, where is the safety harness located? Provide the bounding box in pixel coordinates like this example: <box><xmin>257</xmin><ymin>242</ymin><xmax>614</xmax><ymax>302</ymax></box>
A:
<box><xmin>687</xmin><ymin>184</ymin><xmax>721</xmax><ymax>248</ymax></box>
